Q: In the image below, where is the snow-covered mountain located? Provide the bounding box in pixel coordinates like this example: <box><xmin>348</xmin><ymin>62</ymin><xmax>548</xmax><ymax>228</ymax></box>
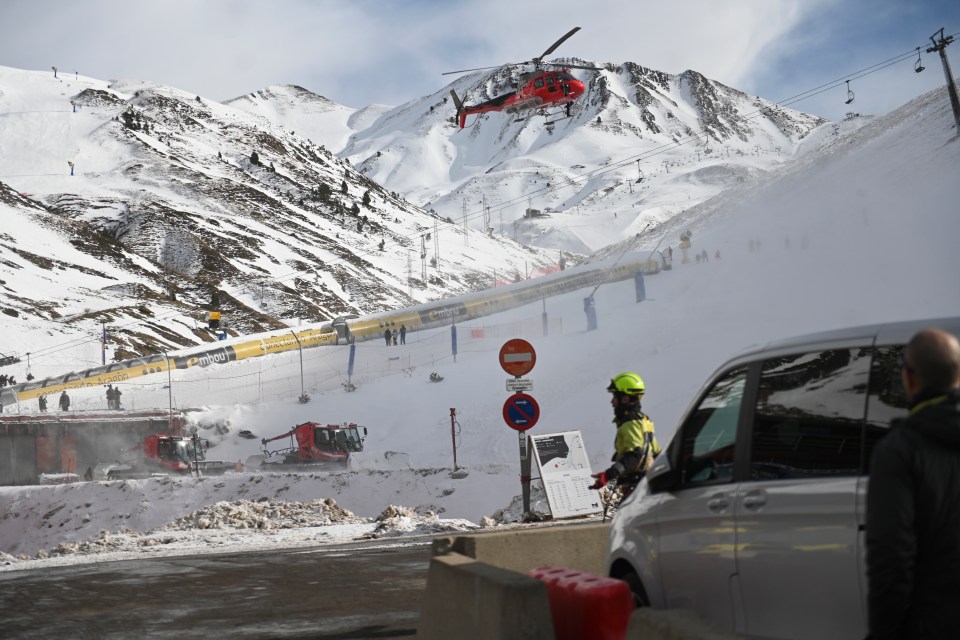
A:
<box><xmin>0</xmin><ymin>58</ymin><xmax>881</xmax><ymax>374</ymax></box>
<box><xmin>0</xmin><ymin>66</ymin><xmax>559</xmax><ymax>365</ymax></box>
<box><xmin>336</xmin><ymin>61</ymin><xmax>827</xmax><ymax>251</ymax></box>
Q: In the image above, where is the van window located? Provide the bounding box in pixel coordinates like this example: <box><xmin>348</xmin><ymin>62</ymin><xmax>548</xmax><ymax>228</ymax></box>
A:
<box><xmin>864</xmin><ymin>345</ymin><xmax>909</xmax><ymax>471</ymax></box>
<box><xmin>750</xmin><ymin>348</ymin><xmax>870</xmax><ymax>479</ymax></box>
<box><xmin>678</xmin><ymin>367</ymin><xmax>748</xmax><ymax>486</ymax></box>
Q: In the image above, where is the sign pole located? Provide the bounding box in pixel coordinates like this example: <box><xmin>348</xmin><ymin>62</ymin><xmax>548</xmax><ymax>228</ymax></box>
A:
<box><xmin>520</xmin><ymin>431</ymin><xmax>531</xmax><ymax>515</ymax></box>
<box><xmin>499</xmin><ymin>338</ymin><xmax>539</xmax><ymax>520</ymax></box>
<box><xmin>450</xmin><ymin>408</ymin><xmax>458</xmax><ymax>470</ymax></box>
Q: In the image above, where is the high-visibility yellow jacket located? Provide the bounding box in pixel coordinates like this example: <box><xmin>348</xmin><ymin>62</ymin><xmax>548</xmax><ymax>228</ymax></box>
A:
<box><xmin>608</xmin><ymin>413</ymin><xmax>660</xmax><ymax>480</ymax></box>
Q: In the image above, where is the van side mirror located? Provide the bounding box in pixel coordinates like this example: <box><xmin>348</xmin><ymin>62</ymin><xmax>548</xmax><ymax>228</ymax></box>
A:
<box><xmin>647</xmin><ymin>458</ymin><xmax>679</xmax><ymax>494</ymax></box>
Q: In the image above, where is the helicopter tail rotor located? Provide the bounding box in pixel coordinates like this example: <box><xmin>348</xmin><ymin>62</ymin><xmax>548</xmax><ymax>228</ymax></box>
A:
<box><xmin>450</xmin><ymin>89</ymin><xmax>468</xmax><ymax>128</ymax></box>
<box><xmin>450</xmin><ymin>89</ymin><xmax>464</xmax><ymax>113</ymax></box>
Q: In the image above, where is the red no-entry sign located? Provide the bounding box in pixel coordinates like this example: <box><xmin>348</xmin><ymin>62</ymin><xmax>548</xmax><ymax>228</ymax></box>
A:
<box><xmin>503</xmin><ymin>393</ymin><xmax>540</xmax><ymax>431</ymax></box>
<box><xmin>499</xmin><ymin>339</ymin><xmax>536</xmax><ymax>377</ymax></box>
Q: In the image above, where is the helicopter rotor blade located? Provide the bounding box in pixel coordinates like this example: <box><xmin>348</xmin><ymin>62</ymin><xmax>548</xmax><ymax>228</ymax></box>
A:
<box><xmin>442</xmin><ymin>62</ymin><xmax>525</xmax><ymax>76</ymax></box>
<box><xmin>442</xmin><ymin>65</ymin><xmax>502</xmax><ymax>76</ymax></box>
<box><xmin>534</xmin><ymin>26</ymin><xmax>581</xmax><ymax>64</ymax></box>
<box><xmin>544</xmin><ymin>62</ymin><xmax>602</xmax><ymax>71</ymax></box>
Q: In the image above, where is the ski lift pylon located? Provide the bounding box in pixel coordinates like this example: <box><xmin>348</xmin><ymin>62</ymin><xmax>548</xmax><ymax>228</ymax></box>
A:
<box><xmin>844</xmin><ymin>80</ymin><xmax>855</xmax><ymax>105</ymax></box>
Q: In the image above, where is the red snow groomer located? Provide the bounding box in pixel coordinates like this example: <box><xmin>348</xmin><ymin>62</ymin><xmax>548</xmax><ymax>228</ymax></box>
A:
<box><xmin>255</xmin><ymin>422</ymin><xmax>367</xmax><ymax>469</ymax></box>
<box><xmin>95</xmin><ymin>434</ymin><xmax>235</xmax><ymax>480</ymax></box>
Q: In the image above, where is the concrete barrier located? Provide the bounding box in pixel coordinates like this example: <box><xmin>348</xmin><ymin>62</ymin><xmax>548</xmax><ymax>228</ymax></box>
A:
<box><xmin>422</xmin><ymin>527</ymin><xmax>746</xmax><ymax>640</ymax></box>
<box><xmin>416</xmin><ymin>552</ymin><xmax>555</xmax><ymax>640</ymax></box>
<box><xmin>626</xmin><ymin>609</ymin><xmax>747</xmax><ymax>640</ymax></box>
<box><xmin>431</xmin><ymin>523</ymin><xmax>610</xmax><ymax>575</ymax></box>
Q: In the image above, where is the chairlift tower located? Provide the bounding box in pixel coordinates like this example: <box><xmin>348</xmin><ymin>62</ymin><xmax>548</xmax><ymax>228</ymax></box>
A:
<box><xmin>420</xmin><ymin>235</ymin><xmax>427</xmax><ymax>282</ymax></box>
<box><xmin>926</xmin><ymin>28</ymin><xmax>960</xmax><ymax>132</ymax></box>
<box><xmin>483</xmin><ymin>193</ymin><xmax>491</xmax><ymax>234</ymax></box>
<box><xmin>433</xmin><ymin>219</ymin><xmax>440</xmax><ymax>271</ymax></box>
<box><xmin>406</xmin><ymin>250</ymin><xmax>413</xmax><ymax>298</ymax></box>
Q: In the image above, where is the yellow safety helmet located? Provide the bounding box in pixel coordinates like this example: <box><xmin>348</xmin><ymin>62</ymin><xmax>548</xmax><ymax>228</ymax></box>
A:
<box><xmin>607</xmin><ymin>372</ymin><xmax>645</xmax><ymax>396</ymax></box>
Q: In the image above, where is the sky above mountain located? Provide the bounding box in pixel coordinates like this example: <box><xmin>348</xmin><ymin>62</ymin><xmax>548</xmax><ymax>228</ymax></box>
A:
<box><xmin>1</xmin><ymin>0</ymin><xmax>955</xmax><ymax>122</ymax></box>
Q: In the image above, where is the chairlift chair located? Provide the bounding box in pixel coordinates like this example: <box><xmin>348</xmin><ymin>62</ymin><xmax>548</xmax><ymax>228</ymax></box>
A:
<box><xmin>914</xmin><ymin>48</ymin><xmax>926</xmax><ymax>73</ymax></box>
<box><xmin>844</xmin><ymin>80</ymin><xmax>855</xmax><ymax>105</ymax></box>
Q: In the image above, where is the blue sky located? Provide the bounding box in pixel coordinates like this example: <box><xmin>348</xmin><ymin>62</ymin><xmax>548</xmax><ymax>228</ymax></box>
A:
<box><xmin>0</xmin><ymin>0</ymin><xmax>956</xmax><ymax>121</ymax></box>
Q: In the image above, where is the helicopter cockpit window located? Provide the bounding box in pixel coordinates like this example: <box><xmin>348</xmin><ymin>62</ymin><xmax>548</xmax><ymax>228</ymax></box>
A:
<box><xmin>556</xmin><ymin>71</ymin><xmax>576</xmax><ymax>81</ymax></box>
<box><xmin>534</xmin><ymin>77</ymin><xmax>545</xmax><ymax>88</ymax></box>
<box><xmin>546</xmin><ymin>75</ymin><xmax>555</xmax><ymax>85</ymax></box>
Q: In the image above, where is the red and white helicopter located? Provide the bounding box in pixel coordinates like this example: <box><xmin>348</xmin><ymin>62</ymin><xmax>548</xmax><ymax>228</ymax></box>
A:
<box><xmin>444</xmin><ymin>27</ymin><xmax>600</xmax><ymax>128</ymax></box>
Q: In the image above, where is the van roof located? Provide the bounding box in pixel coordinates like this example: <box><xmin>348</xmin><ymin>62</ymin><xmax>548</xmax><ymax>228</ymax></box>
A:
<box><xmin>735</xmin><ymin>316</ymin><xmax>960</xmax><ymax>361</ymax></box>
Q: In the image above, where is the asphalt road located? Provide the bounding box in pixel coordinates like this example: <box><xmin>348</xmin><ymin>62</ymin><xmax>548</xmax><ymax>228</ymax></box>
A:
<box><xmin>0</xmin><ymin>540</ymin><xmax>432</xmax><ymax>639</ymax></box>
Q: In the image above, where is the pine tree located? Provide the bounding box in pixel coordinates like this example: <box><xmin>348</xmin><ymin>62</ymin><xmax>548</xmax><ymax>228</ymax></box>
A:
<box><xmin>340</xmin><ymin>180</ymin><xmax>348</xmax><ymax>194</ymax></box>
<box><xmin>250</xmin><ymin>151</ymin><xmax>260</xmax><ymax>165</ymax></box>
<box><xmin>362</xmin><ymin>190</ymin><xmax>371</xmax><ymax>207</ymax></box>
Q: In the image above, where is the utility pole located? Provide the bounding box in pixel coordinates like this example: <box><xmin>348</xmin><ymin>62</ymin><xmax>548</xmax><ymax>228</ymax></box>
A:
<box><xmin>483</xmin><ymin>194</ymin><xmax>491</xmax><ymax>235</ymax></box>
<box><xmin>927</xmin><ymin>28</ymin><xmax>960</xmax><ymax>132</ymax></box>
<box><xmin>406</xmin><ymin>250</ymin><xmax>413</xmax><ymax>298</ymax></box>
<box><xmin>433</xmin><ymin>219</ymin><xmax>440</xmax><ymax>271</ymax></box>
<box><xmin>420</xmin><ymin>235</ymin><xmax>427</xmax><ymax>282</ymax></box>
<box><xmin>462</xmin><ymin>199</ymin><xmax>469</xmax><ymax>247</ymax></box>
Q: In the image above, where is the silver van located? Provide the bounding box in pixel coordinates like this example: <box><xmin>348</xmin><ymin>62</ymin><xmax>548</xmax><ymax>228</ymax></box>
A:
<box><xmin>606</xmin><ymin>316</ymin><xmax>960</xmax><ymax>639</ymax></box>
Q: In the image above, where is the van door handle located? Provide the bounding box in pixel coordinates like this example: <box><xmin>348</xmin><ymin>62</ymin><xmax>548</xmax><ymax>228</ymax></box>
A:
<box><xmin>742</xmin><ymin>490</ymin><xmax>767</xmax><ymax>510</ymax></box>
<box><xmin>707</xmin><ymin>494</ymin><xmax>730</xmax><ymax>511</ymax></box>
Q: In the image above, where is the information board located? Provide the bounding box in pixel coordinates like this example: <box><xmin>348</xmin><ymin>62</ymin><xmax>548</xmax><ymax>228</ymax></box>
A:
<box><xmin>529</xmin><ymin>431</ymin><xmax>602</xmax><ymax>519</ymax></box>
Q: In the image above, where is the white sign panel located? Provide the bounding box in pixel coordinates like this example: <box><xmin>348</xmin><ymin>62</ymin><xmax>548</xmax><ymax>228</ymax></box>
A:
<box><xmin>505</xmin><ymin>378</ymin><xmax>534</xmax><ymax>393</ymax></box>
<box><xmin>530</xmin><ymin>431</ymin><xmax>602</xmax><ymax>519</ymax></box>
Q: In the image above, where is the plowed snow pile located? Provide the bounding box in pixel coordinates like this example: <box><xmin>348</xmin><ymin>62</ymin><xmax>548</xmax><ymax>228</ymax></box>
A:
<box><xmin>0</xmin><ymin>496</ymin><xmax>479</xmax><ymax>569</ymax></box>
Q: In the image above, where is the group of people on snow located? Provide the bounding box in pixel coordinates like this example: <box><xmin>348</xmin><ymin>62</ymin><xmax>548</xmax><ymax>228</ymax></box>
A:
<box><xmin>106</xmin><ymin>384</ymin><xmax>122</xmax><ymax>409</ymax></box>
<box><xmin>383</xmin><ymin>324</ymin><xmax>406</xmax><ymax>346</ymax></box>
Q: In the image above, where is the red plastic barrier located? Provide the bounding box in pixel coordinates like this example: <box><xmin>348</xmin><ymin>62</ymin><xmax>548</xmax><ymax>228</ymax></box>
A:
<box><xmin>528</xmin><ymin>566</ymin><xmax>634</xmax><ymax>640</ymax></box>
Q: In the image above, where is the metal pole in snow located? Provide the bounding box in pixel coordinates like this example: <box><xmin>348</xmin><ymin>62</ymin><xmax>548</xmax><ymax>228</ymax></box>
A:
<box><xmin>162</xmin><ymin>351</ymin><xmax>173</xmax><ymax>432</ymax></box>
<box><xmin>450</xmin><ymin>408</ymin><xmax>458</xmax><ymax>470</ymax></box>
<box><xmin>290</xmin><ymin>331</ymin><xmax>308</xmax><ymax>403</ymax></box>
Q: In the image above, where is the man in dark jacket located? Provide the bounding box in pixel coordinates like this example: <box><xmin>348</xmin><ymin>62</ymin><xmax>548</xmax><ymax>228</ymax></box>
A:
<box><xmin>867</xmin><ymin>328</ymin><xmax>960</xmax><ymax>639</ymax></box>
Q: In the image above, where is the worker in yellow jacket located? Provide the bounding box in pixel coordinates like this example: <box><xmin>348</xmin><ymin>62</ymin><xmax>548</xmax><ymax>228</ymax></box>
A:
<box><xmin>590</xmin><ymin>372</ymin><xmax>660</xmax><ymax>500</ymax></box>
